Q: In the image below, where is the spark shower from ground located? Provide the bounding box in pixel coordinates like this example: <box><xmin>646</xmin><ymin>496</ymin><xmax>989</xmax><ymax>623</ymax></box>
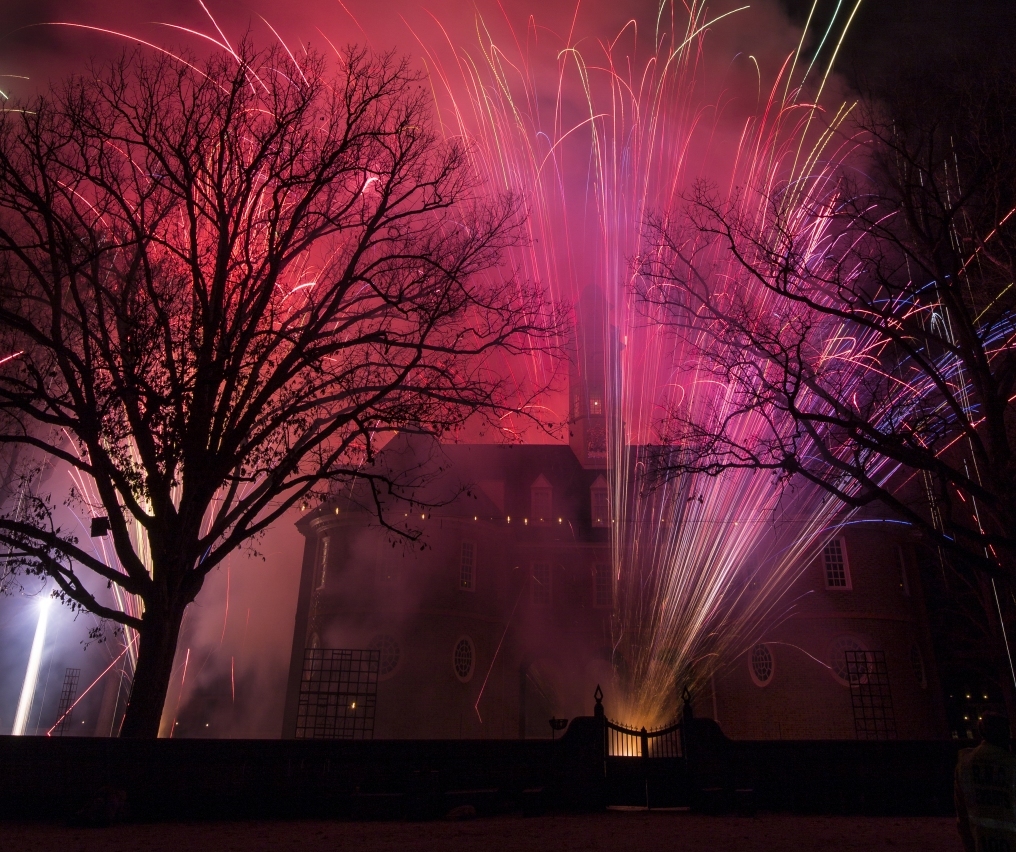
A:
<box><xmin>1</xmin><ymin>0</ymin><xmax>875</xmax><ymax>730</ymax></box>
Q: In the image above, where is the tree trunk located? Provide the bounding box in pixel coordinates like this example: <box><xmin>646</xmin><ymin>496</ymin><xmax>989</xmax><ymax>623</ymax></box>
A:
<box><xmin>119</xmin><ymin>604</ymin><xmax>187</xmax><ymax>739</ymax></box>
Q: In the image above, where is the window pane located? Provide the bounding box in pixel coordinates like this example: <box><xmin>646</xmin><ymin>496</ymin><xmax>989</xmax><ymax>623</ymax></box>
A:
<box><xmin>460</xmin><ymin>541</ymin><xmax>475</xmax><ymax>590</ymax></box>
<box><xmin>823</xmin><ymin>538</ymin><xmax>848</xmax><ymax>588</ymax></box>
<box><xmin>594</xmin><ymin>563</ymin><xmax>612</xmax><ymax>607</ymax></box>
<box><xmin>532</xmin><ymin>563</ymin><xmax>551</xmax><ymax>606</ymax></box>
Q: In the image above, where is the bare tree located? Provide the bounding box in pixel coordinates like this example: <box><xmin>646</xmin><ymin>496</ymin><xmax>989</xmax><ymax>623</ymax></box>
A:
<box><xmin>0</xmin><ymin>42</ymin><xmax>561</xmax><ymax>738</ymax></box>
<box><xmin>636</xmin><ymin>65</ymin><xmax>1016</xmax><ymax>631</ymax></box>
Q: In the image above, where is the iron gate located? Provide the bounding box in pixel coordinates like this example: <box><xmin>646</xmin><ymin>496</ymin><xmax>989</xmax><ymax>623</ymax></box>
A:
<box><xmin>594</xmin><ymin>687</ymin><xmax>689</xmax><ymax>807</ymax></box>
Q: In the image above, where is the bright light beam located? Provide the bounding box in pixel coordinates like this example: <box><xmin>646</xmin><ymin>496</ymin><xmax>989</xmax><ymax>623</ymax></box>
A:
<box><xmin>12</xmin><ymin>596</ymin><xmax>52</xmax><ymax>736</ymax></box>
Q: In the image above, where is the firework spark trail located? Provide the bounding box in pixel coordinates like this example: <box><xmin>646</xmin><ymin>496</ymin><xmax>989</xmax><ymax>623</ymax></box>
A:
<box><xmin>413</xmin><ymin>0</ymin><xmax>903</xmax><ymax>725</ymax></box>
<box><xmin>7</xmin><ymin>3</ymin><xmax>1007</xmax><ymax>733</ymax></box>
<box><xmin>0</xmin><ymin>15</ymin><xmax>368</xmax><ymax>728</ymax></box>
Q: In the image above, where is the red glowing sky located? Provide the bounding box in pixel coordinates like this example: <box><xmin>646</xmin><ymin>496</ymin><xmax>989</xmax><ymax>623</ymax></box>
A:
<box><xmin>1</xmin><ymin>0</ymin><xmax>1010</xmax><ymax>736</ymax></box>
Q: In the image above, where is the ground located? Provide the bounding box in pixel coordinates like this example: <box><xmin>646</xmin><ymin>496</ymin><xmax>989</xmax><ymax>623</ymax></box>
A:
<box><xmin>0</xmin><ymin>812</ymin><xmax>962</xmax><ymax>851</ymax></box>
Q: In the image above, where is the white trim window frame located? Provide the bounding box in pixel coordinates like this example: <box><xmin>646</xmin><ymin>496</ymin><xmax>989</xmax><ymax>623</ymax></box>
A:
<box><xmin>822</xmin><ymin>536</ymin><xmax>852</xmax><ymax>590</ymax></box>
<box><xmin>459</xmin><ymin>540</ymin><xmax>476</xmax><ymax>591</ymax></box>
<box><xmin>749</xmin><ymin>643</ymin><xmax>775</xmax><ymax>688</ymax></box>
<box><xmin>593</xmin><ymin>563</ymin><xmax>612</xmax><ymax>608</ymax></box>
<box><xmin>452</xmin><ymin>635</ymin><xmax>475</xmax><ymax>682</ymax></box>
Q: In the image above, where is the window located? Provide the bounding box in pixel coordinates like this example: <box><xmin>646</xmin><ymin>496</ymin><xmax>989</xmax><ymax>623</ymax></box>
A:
<box><xmin>823</xmin><ymin>537</ymin><xmax>851</xmax><ymax>589</ymax></box>
<box><xmin>316</xmin><ymin>535</ymin><xmax>331</xmax><ymax>590</ymax></box>
<box><xmin>530</xmin><ymin>475</ymin><xmax>553</xmax><ymax>522</ymax></box>
<box><xmin>590</xmin><ymin>475</ymin><xmax>610</xmax><ymax>528</ymax></box>
<box><xmin>459</xmin><ymin>541</ymin><xmax>475</xmax><ymax>591</ymax></box>
<box><xmin>589</xmin><ymin>395</ymin><xmax>603</xmax><ymax>416</ymax></box>
<box><xmin>453</xmin><ymin>636</ymin><xmax>475</xmax><ymax>682</ymax></box>
<box><xmin>910</xmin><ymin>644</ymin><xmax>927</xmax><ymax>688</ymax></box>
<box><xmin>531</xmin><ymin>562</ymin><xmax>552</xmax><ymax>606</ymax></box>
<box><xmin>593</xmin><ymin>563</ymin><xmax>612</xmax><ymax>607</ymax></box>
<box><xmin>368</xmin><ymin>633</ymin><xmax>401</xmax><ymax>680</ymax></box>
<box><xmin>828</xmin><ymin>636</ymin><xmax>868</xmax><ymax>685</ymax></box>
<box><xmin>750</xmin><ymin>644</ymin><xmax>774</xmax><ymax>687</ymax></box>
<box><xmin>896</xmin><ymin>545</ymin><xmax>910</xmax><ymax>596</ymax></box>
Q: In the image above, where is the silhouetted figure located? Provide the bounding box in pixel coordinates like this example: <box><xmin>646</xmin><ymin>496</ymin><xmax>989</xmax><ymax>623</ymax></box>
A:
<box><xmin>955</xmin><ymin>713</ymin><xmax>1016</xmax><ymax>852</ymax></box>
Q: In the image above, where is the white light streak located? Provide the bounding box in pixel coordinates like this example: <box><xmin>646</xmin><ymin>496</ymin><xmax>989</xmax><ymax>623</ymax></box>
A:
<box><xmin>12</xmin><ymin>597</ymin><xmax>52</xmax><ymax>736</ymax></box>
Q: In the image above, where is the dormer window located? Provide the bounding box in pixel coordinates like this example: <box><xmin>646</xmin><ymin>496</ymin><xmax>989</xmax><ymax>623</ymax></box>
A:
<box><xmin>590</xmin><ymin>475</ymin><xmax>609</xmax><ymax>528</ymax></box>
<box><xmin>530</xmin><ymin>475</ymin><xmax>553</xmax><ymax>523</ymax></box>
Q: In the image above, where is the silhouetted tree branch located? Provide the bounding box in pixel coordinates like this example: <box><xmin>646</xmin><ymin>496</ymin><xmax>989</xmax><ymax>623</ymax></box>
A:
<box><xmin>0</xmin><ymin>41</ymin><xmax>563</xmax><ymax>737</ymax></box>
<box><xmin>636</xmin><ymin>65</ymin><xmax>1016</xmax><ymax>580</ymax></box>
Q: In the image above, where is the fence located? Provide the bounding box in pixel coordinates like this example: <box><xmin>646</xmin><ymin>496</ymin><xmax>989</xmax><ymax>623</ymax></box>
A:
<box><xmin>606</xmin><ymin>718</ymin><xmax>683</xmax><ymax>757</ymax></box>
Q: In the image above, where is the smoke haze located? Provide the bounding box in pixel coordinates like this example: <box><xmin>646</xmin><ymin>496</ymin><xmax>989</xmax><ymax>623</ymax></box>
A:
<box><xmin>0</xmin><ymin>0</ymin><xmax>854</xmax><ymax>737</ymax></box>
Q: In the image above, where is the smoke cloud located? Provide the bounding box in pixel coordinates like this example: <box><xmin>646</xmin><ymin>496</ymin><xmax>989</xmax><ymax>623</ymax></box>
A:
<box><xmin>0</xmin><ymin>0</ymin><xmax>847</xmax><ymax>736</ymax></box>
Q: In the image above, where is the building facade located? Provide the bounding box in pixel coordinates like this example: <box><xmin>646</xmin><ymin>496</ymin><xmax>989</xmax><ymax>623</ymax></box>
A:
<box><xmin>281</xmin><ymin>433</ymin><xmax>947</xmax><ymax>741</ymax></box>
<box><xmin>282</xmin><ymin>288</ymin><xmax>947</xmax><ymax>741</ymax></box>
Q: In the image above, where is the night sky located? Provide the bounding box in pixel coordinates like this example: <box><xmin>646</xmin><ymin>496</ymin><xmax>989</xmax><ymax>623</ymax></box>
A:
<box><xmin>0</xmin><ymin>0</ymin><xmax>1013</xmax><ymax>738</ymax></box>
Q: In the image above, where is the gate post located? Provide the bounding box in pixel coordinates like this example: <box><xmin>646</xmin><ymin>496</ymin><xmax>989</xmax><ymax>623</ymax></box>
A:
<box><xmin>594</xmin><ymin>684</ymin><xmax>606</xmax><ymax>760</ymax></box>
<box><xmin>550</xmin><ymin>684</ymin><xmax>608</xmax><ymax>811</ymax></box>
<box><xmin>680</xmin><ymin>686</ymin><xmax>693</xmax><ymax>760</ymax></box>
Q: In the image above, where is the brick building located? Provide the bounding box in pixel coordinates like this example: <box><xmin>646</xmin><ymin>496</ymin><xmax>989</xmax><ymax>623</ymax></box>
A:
<box><xmin>710</xmin><ymin>514</ymin><xmax>946</xmax><ymax>740</ymax></box>
<box><xmin>281</xmin><ymin>289</ymin><xmax>947</xmax><ymax>741</ymax></box>
<box><xmin>281</xmin><ymin>428</ymin><xmax>947</xmax><ymax>741</ymax></box>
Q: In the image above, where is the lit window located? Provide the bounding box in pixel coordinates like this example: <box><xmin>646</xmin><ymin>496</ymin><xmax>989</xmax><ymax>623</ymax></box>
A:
<box><xmin>589</xmin><ymin>396</ymin><xmax>603</xmax><ymax>416</ymax></box>
<box><xmin>453</xmin><ymin>636</ymin><xmax>475</xmax><ymax>682</ymax></box>
<box><xmin>459</xmin><ymin>541</ymin><xmax>475</xmax><ymax>591</ymax></box>
<box><xmin>896</xmin><ymin>545</ymin><xmax>910</xmax><ymax>596</ymax></box>
<box><xmin>531</xmin><ymin>563</ymin><xmax>551</xmax><ymax>606</ymax></box>
<box><xmin>531</xmin><ymin>475</ymin><xmax>553</xmax><ymax>522</ymax></box>
<box><xmin>593</xmin><ymin>563</ymin><xmax>612</xmax><ymax>607</ymax></box>
<box><xmin>823</xmin><ymin>538</ymin><xmax>851</xmax><ymax>589</ymax></box>
<box><xmin>750</xmin><ymin>644</ymin><xmax>774</xmax><ymax>687</ymax></box>
<box><xmin>590</xmin><ymin>475</ymin><xmax>610</xmax><ymax>527</ymax></box>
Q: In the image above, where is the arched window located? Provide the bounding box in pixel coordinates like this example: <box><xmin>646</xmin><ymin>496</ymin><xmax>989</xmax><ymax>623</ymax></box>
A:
<box><xmin>749</xmin><ymin>644</ymin><xmax>774</xmax><ymax>687</ymax></box>
<box><xmin>453</xmin><ymin>636</ymin><xmax>475</xmax><ymax>682</ymax></box>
